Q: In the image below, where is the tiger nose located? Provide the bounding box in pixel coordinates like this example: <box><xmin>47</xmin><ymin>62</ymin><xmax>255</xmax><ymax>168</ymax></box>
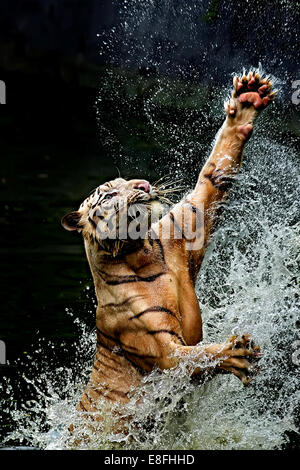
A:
<box><xmin>135</xmin><ymin>182</ymin><xmax>151</xmax><ymax>193</ymax></box>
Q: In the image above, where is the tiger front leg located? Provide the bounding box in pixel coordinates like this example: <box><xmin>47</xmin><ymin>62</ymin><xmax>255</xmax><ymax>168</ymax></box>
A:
<box><xmin>156</xmin><ymin>69</ymin><xmax>276</xmax><ymax>276</ymax></box>
<box><xmin>183</xmin><ymin>70</ymin><xmax>276</xmax><ymax>274</ymax></box>
<box><xmin>163</xmin><ymin>334</ymin><xmax>262</xmax><ymax>386</ymax></box>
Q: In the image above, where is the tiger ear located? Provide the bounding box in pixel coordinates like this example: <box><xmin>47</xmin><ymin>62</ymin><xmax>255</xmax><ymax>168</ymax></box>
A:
<box><xmin>61</xmin><ymin>211</ymin><xmax>83</xmax><ymax>232</ymax></box>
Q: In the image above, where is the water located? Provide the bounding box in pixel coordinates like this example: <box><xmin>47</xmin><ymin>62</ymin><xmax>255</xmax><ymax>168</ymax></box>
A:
<box><xmin>1</xmin><ymin>0</ymin><xmax>299</xmax><ymax>451</ymax></box>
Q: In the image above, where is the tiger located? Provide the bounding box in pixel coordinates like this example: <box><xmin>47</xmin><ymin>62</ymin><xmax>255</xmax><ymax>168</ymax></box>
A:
<box><xmin>62</xmin><ymin>69</ymin><xmax>275</xmax><ymax>432</ymax></box>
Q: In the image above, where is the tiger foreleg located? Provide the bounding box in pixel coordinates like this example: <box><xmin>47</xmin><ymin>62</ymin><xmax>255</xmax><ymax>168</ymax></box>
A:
<box><xmin>184</xmin><ymin>69</ymin><xmax>276</xmax><ymax>272</ymax></box>
<box><xmin>161</xmin><ymin>334</ymin><xmax>262</xmax><ymax>386</ymax></box>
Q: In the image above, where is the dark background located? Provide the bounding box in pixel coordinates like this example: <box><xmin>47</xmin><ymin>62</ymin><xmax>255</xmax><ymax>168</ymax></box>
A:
<box><xmin>0</xmin><ymin>0</ymin><xmax>118</xmax><ymax>366</ymax></box>
<box><xmin>0</xmin><ymin>0</ymin><xmax>299</xmax><ymax>367</ymax></box>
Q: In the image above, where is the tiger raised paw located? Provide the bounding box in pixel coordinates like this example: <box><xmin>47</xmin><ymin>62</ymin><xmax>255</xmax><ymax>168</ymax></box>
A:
<box><xmin>62</xmin><ymin>67</ymin><xmax>275</xmax><ymax>431</ymax></box>
<box><xmin>225</xmin><ymin>70</ymin><xmax>276</xmax><ymax>141</ymax></box>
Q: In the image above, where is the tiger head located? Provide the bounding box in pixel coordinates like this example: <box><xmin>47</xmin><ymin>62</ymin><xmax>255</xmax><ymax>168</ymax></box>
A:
<box><xmin>61</xmin><ymin>177</ymin><xmax>173</xmax><ymax>256</ymax></box>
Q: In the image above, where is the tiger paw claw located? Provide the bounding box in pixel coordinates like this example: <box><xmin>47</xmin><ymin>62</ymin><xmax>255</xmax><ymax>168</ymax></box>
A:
<box><xmin>233</xmin><ymin>69</ymin><xmax>276</xmax><ymax>111</ymax></box>
<box><xmin>219</xmin><ymin>334</ymin><xmax>262</xmax><ymax>385</ymax></box>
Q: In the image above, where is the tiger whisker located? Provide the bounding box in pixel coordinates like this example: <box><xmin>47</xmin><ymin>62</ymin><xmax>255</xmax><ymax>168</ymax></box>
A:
<box><xmin>156</xmin><ymin>178</ymin><xmax>183</xmax><ymax>189</ymax></box>
<box><xmin>156</xmin><ymin>197</ymin><xmax>173</xmax><ymax>205</ymax></box>
<box><xmin>157</xmin><ymin>187</ymin><xmax>185</xmax><ymax>194</ymax></box>
<box><xmin>152</xmin><ymin>174</ymin><xmax>172</xmax><ymax>187</ymax></box>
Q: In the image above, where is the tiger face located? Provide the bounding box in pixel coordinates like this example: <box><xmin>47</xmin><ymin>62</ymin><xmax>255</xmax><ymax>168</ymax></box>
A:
<box><xmin>61</xmin><ymin>177</ymin><xmax>171</xmax><ymax>256</ymax></box>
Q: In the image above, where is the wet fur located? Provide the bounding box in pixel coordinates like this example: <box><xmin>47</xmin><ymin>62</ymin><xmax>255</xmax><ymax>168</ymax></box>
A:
<box><xmin>62</xmin><ymin>69</ymin><xmax>274</xmax><ymax>432</ymax></box>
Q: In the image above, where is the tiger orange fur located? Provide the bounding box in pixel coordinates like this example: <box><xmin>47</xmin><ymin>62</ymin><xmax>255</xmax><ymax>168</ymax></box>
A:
<box><xmin>62</xmin><ymin>70</ymin><xmax>275</xmax><ymax>430</ymax></box>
